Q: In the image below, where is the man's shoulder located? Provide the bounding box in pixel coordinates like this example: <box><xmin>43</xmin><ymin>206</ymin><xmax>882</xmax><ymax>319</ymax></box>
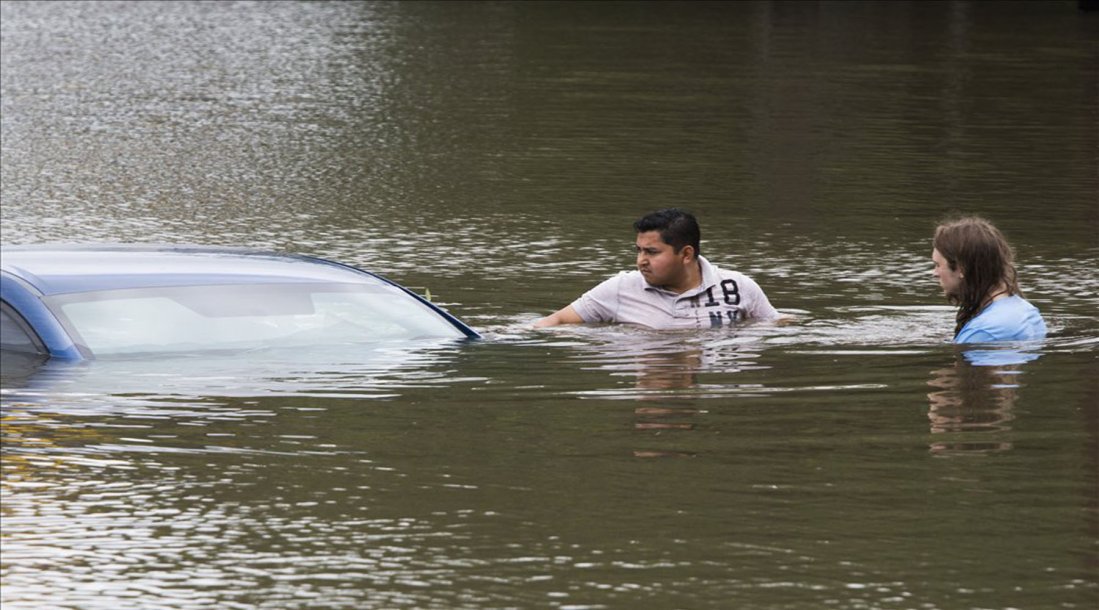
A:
<box><xmin>598</xmin><ymin>269</ymin><xmax>641</xmax><ymax>285</ymax></box>
<box><xmin>703</xmin><ymin>259</ymin><xmax>753</xmax><ymax>283</ymax></box>
<box><xmin>585</xmin><ymin>269</ymin><xmax>642</xmax><ymax>296</ymax></box>
<box><xmin>713</xmin><ymin>266</ymin><xmax>750</xmax><ymax>279</ymax></box>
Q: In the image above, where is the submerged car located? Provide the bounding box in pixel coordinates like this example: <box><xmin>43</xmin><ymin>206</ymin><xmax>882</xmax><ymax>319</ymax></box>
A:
<box><xmin>0</xmin><ymin>244</ymin><xmax>480</xmax><ymax>360</ymax></box>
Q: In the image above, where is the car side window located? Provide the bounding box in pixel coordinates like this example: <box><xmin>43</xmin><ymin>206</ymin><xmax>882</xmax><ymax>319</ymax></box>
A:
<box><xmin>1</xmin><ymin>301</ymin><xmax>46</xmax><ymax>354</ymax></box>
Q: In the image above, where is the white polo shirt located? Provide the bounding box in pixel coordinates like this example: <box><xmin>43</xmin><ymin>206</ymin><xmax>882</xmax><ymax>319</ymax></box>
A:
<box><xmin>569</xmin><ymin>256</ymin><xmax>780</xmax><ymax>330</ymax></box>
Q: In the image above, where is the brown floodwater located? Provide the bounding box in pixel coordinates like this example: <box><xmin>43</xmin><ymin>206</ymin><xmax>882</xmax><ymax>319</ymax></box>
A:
<box><xmin>2</xmin><ymin>2</ymin><xmax>1097</xmax><ymax>608</ymax></box>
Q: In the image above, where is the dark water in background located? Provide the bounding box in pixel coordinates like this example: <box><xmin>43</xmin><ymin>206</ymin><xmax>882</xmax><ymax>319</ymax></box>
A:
<box><xmin>2</xmin><ymin>1</ymin><xmax>1097</xmax><ymax>608</ymax></box>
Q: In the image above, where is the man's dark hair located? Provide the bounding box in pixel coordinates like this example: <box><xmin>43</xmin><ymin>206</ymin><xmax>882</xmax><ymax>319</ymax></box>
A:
<box><xmin>633</xmin><ymin>208</ymin><xmax>701</xmax><ymax>257</ymax></box>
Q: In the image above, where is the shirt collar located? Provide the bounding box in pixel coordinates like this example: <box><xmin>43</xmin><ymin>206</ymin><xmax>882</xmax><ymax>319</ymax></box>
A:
<box><xmin>639</xmin><ymin>255</ymin><xmax>719</xmax><ymax>296</ymax></box>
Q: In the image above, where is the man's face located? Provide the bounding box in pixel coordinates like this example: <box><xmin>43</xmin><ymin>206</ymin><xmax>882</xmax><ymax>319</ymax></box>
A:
<box><xmin>932</xmin><ymin>248</ymin><xmax>964</xmax><ymax>299</ymax></box>
<box><xmin>636</xmin><ymin>230</ymin><xmax>689</xmax><ymax>288</ymax></box>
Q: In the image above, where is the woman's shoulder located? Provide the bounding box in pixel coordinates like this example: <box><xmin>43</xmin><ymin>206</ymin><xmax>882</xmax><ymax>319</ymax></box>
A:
<box><xmin>988</xmin><ymin>294</ymin><xmax>1041</xmax><ymax>315</ymax></box>
<box><xmin>956</xmin><ymin>295</ymin><xmax>1046</xmax><ymax>343</ymax></box>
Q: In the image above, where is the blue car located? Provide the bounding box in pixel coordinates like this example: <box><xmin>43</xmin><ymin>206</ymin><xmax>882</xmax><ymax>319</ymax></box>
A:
<box><xmin>1</xmin><ymin>244</ymin><xmax>480</xmax><ymax>361</ymax></box>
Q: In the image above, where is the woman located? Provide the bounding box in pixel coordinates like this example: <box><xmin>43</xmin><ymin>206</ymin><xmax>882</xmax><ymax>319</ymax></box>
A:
<box><xmin>931</xmin><ymin>216</ymin><xmax>1047</xmax><ymax>343</ymax></box>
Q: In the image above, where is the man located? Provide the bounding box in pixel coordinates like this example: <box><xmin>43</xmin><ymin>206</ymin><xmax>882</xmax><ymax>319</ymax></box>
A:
<box><xmin>931</xmin><ymin>216</ymin><xmax>1046</xmax><ymax>343</ymax></box>
<box><xmin>534</xmin><ymin>208</ymin><xmax>781</xmax><ymax>329</ymax></box>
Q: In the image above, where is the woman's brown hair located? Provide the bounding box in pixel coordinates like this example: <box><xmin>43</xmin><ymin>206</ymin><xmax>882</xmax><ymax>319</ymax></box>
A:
<box><xmin>933</xmin><ymin>217</ymin><xmax>1022</xmax><ymax>337</ymax></box>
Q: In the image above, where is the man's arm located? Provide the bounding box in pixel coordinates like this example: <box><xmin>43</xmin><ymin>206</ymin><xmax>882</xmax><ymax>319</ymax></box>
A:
<box><xmin>534</xmin><ymin>305</ymin><xmax>585</xmax><ymax>328</ymax></box>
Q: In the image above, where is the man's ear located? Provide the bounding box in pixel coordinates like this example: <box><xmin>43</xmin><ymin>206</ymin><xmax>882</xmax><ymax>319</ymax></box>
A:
<box><xmin>679</xmin><ymin>245</ymin><xmax>696</xmax><ymax>262</ymax></box>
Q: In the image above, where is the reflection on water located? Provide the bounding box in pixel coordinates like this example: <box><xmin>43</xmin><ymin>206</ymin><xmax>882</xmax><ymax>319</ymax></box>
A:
<box><xmin>6</xmin><ymin>338</ymin><xmax>475</xmax><ymax>403</ymax></box>
<box><xmin>633</xmin><ymin>347</ymin><xmax>707</xmax><ymax>394</ymax></box>
<box><xmin>2</xmin><ymin>1</ymin><xmax>1097</xmax><ymax>609</ymax></box>
<box><xmin>557</xmin><ymin>325</ymin><xmax>769</xmax><ymax>398</ymax></box>
<box><xmin>628</xmin><ymin>348</ymin><xmax>706</xmax><ymax>458</ymax></box>
<box><xmin>927</xmin><ymin>358</ymin><xmax>1021</xmax><ymax>456</ymax></box>
<box><xmin>925</xmin><ymin>343</ymin><xmax>1050</xmax><ymax>456</ymax></box>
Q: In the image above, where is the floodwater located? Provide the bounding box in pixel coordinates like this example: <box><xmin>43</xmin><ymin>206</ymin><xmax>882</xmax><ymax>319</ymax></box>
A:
<box><xmin>2</xmin><ymin>1</ymin><xmax>1097</xmax><ymax>608</ymax></box>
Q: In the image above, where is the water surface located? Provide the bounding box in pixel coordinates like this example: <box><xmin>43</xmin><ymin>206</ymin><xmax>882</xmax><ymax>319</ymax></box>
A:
<box><xmin>2</xmin><ymin>2</ymin><xmax>1097</xmax><ymax>609</ymax></box>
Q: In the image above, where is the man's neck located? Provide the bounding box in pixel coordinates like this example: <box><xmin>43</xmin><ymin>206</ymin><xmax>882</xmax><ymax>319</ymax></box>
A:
<box><xmin>665</xmin><ymin>259</ymin><xmax>703</xmax><ymax>294</ymax></box>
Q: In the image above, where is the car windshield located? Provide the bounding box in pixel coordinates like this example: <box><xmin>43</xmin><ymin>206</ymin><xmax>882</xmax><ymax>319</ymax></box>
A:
<box><xmin>45</xmin><ymin>282</ymin><xmax>467</xmax><ymax>356</ymax></box>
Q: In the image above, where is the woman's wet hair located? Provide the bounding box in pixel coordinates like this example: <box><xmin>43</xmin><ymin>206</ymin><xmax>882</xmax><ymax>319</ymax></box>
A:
<box><xmin>634</xmin><ymin>208</ymin><xmax>701</xmax><ymax>256</ymax></box>
<box><xmin>933</xmin><ymin>216</ymin><xmax>1022</xmax><ymax>337</ymax></box>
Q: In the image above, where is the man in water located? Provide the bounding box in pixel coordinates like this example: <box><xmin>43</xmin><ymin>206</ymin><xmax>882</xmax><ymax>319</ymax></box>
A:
<box><xmin>931</xmin><ymin>216</ymin><xmax>1047</xmax><ymax>343</ymax></box>
<box><xmin>534</xmin><ymin>208</ymin><xmax>782</xmax><ymax>329</ymax></box>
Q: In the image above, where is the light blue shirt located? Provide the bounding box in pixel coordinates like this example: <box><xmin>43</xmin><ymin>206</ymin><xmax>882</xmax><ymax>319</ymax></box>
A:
<box><xmin>955</xmin><ymin>295</ymin><xmax>1047</xmax><ymax>344</ymax></box>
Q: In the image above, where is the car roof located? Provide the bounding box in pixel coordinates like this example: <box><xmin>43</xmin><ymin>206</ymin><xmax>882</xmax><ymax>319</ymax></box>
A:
<box><xmin>1</xmin><ymin>244</ymin><xmax>386</xmax><ymax>295</ymax></box>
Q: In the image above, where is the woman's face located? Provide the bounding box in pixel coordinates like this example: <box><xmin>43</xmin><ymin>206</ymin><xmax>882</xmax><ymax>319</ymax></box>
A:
<box><xmin>932</xmin><ymin>248</ymin><xmax>965</xmax><ymax>299</ymax></box>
